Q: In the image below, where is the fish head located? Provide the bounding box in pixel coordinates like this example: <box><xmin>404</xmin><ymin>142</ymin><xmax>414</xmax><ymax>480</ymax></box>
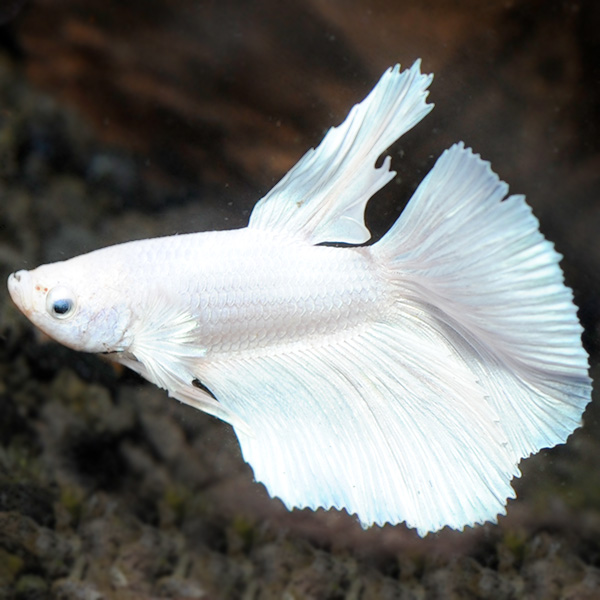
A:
<box><xmin>7</xmin><ymin>253</ymin><xmax>133</xmax><ymax>354</ymax></box>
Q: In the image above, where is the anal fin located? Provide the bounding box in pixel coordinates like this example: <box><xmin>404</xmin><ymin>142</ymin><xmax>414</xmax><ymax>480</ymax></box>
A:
<box><xmin>198</xmin><ymin>319</ymin><xmax>518</xmax><ymax>536</ymax></box>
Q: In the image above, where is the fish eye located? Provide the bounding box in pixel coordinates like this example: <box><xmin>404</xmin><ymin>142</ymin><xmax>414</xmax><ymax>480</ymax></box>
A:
<box><xmin>46</xmin><ymin>286</ymin><xmax>77</xmax><ymax>320</ymax></box>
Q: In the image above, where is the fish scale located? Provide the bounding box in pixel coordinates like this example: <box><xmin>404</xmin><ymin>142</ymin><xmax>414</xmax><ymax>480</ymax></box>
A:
<box><xmin>172</xmin><ymin>230</ymin><xmax>387</xmax><ymax>356</ymax></box>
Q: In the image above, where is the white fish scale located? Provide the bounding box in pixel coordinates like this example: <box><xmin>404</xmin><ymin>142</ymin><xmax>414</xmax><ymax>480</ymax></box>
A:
<box><xmin>119</xmin><ymin>228</ymin><xmax>388</xmax><ymax>356</ymax></box>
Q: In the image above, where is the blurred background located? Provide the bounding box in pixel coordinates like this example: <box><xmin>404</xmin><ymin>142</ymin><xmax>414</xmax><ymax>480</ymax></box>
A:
<box><xmin>0</xmin><ymin>0</ymin><xmax>599</xmax><ymax>598</ymax></box>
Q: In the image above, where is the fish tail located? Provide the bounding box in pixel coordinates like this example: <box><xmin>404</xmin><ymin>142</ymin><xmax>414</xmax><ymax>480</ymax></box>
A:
<box><xmin>372</xmin><ymin>142</ymin><xmax>592</xmax><ymax>460</ymax></box>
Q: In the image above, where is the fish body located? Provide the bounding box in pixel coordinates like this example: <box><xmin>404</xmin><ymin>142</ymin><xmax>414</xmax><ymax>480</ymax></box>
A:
<box><xmin>9</xmin><ymin>227</ymin><xmax>384</xmax><ymax>370</ymax></box>
<box><xmin>7</xmin><ymin>62</ymin><xmax>591</xmax><ymax>535</ymax></box>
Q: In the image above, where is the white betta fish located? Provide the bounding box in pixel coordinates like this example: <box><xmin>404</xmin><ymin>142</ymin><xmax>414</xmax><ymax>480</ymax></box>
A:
<box><xmin>7</xmin><ymin>61</ymin><xmax>592</xmax><ymax>536</ymax></box>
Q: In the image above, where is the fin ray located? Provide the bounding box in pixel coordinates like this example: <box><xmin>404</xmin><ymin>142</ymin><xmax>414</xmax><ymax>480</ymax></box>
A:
<box><xmin>199</xmin><ymin>319</ymin><xmax>518</xmax><ymax>535</ymax></box>
<box><xmin>248</xmin><ymin>61</ymin><xmax>433</xmax><ymax>244</ymax></box>
<box><xmin>373</xmin><ymin>143</ymin><xmax>592</xmax><ymax>459</ymax></box>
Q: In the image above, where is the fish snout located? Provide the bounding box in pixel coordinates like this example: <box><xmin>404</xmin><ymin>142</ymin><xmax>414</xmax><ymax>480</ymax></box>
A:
<box><xmin>7</xmin><ymin>269</ymin><xmax>33</xmax><ymax>315</ymax></box>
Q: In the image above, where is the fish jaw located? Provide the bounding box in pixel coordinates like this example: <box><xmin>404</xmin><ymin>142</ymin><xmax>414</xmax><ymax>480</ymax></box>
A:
<box><xmin>7</xmin><ymin>269</ymin><xmax>34</xmax><ymax>318</ymax></box>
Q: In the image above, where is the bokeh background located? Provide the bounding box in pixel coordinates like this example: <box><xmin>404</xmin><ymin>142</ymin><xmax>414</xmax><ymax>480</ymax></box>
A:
<box><xmin>0</xmin><ymin>0</ymin><xmax>599</xmax><ymax>598</ymax></box>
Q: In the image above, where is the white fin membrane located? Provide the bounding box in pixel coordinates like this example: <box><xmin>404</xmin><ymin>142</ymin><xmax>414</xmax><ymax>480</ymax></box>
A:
<box><xmin>248</xmin><ymin>60</ymin><xmax>433</xmax><ymax>245</ymax></box>
<box><xmin>197</xmin><ymin>144</ymin><xmax>590</xmax><ymax>536</ymax></box>
<box><xmin>373</xmin><ymin>143</ymin><xmax>592</xmax><ymax>462</ymax></box>
<box><xmin>201</xmin><ymin>324</ymin><xmax>517</xmax><ymax>536</ymax></box>
<box><xmin>116</xmin><ymin>292</ymin><xmax>246</xmax><ymax>429</ymax></box>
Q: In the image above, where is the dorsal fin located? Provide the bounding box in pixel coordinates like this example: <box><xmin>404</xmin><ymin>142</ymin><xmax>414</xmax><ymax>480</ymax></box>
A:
<box><xmin>248</xmin><ymin>61</ymin><xmax>433</xmax><ymax>245</ymax></box>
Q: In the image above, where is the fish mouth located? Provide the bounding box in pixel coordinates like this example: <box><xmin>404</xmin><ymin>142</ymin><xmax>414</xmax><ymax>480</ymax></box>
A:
<box><xmin>7</xmin><ymin>270</ymin><xmax>33</xmax><ymax>316</ymax></box>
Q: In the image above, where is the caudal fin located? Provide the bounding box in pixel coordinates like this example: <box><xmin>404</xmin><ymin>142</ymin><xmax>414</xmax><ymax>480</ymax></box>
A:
<box><xmin>373</xmin><ymin>143</ymin><xmax>592</xmax><ymax>460</ymax></box>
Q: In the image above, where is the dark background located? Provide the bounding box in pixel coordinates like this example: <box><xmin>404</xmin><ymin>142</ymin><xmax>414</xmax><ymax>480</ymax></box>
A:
<box><xmin>0</xmin><ymin>1</ymin><xmax>599</xmax><ymax>598</ymax></box>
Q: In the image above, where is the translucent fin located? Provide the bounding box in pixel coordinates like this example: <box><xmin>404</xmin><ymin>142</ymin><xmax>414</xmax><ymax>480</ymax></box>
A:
<box><xmin>115</xmin><ymin>291</ymin><xmax>250</xmax><ymax>431</ymax></box>
<box><xmin>373</xmin><ymin>143</ymin><xmax>592</xmax><ymax>460</ymax></box>
<box><xmin>167</xmin><ymin>379</ymin><xmax>252</xmax><ymax>435</ymax></box>
<box><xmin>127</xmin><ymin>293</ymin><xmax>206</xmax><ymax>391</ymax></box>
<box><xmin>248</xmin><ymin>61</ymin><xmax>433</xmax><ymax>245</ymax></box>
<box><xmin>199</xmin><ymin>323</ymin><xmax>519</xmax><ymax>536</ymax></box>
